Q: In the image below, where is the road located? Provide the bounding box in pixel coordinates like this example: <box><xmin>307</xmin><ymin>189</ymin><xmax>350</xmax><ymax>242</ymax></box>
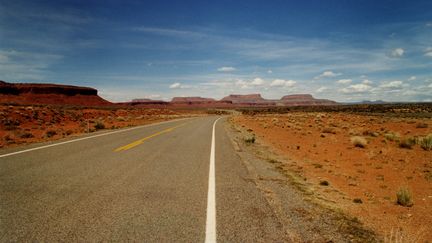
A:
<box><xmin>0</xmin><ymin>116</ymin><xmax>287</xmax><ymax>242</ymax></box>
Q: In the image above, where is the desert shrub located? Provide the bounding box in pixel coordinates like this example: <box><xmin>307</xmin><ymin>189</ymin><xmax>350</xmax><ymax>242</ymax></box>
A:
<box><xmin>353</xmin><ymin>198</ymin><xmax>363</xmax><ymax>204</ymax></box>
<box><xmin>312</xmin><ymin>163</ymin><xmax>323</xmax><ymax>168</ymax></box>
<box><xmin>46</xmin><ymin>130</ymin><xmax>57</xmax><ymax>138</ymax></box>
<box><xmin>396</xmin><ymin>187</ymin><xmax>413</xmax><ymax>207</ymax></box>
<box><xmin>319</xmin><ymin>180</ymin><xmax>329</xmax><ymax>186</ymax></box>
<box><xmin>244</xmin><ymin>136</ymin><xmax>255</xmax><ymax>144</ymax></box>
<box><xmin>350</xmin><ymin>136</ymin><xmax>367</xmax><ymax>148</ymax></box>
<box><xmin>399</xmin><ymin>137</ymin><xmax>416</xmax><ymax>149</ymax></box>
<box><xmin>4</xmin><ymin>121</ymin><xmax>18</xmax><ymax>131</ymax></box>
<box><xmin>362</xmin><ymin>130</ymin><xmax>379</xmax><ymax>137</ymax></box>
<box><xmin>66</xmin><ymin>130</ymin><xmax>73</xmax><ymax>135</ymax></box>
<box><xmin>322</xmin><ymin>127</ymin><xmax>336</xmax><ymax>134</ymax></box>
<box><xmin>384</xmin><ymin>132</ymin><xmax>400</xmax><ymax>142</ymax></box>
<box><xmin>94</xmin><ymin>121</ymin><xmax>105</xmax><ymax>130</ymax></box>
<box><xmin>420</xmin><ymin>135</ymin><xmax>432</xmax><ymax>151</ymax></box>
<box><xmin>20</xmin><ymin>132</ymin><xmax>34</xmax><ymax>139</ymax></box>
<box><xmin>416</xmin><ymin>123</ymin><xmax>428</xmax><ymax>128</ymax></box>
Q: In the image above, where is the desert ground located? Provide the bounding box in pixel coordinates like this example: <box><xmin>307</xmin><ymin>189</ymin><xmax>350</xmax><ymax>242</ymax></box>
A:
<box><xmin>2</xmin><ymin>101</ymin><xmax>432</xmax><ymax>241</ymax></box>
<box><xmin>231</xmin><ymin>106</ymin><xmax>432</xmax><ymax>241</ymax></box>
<box><xmin>0</xmin><ymin>105</ymin><xmax>203</xmax><ymax>148</ymax></box>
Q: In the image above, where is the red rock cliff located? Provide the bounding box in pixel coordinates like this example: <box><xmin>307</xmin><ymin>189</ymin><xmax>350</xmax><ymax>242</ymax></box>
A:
<box><xmin>0</xmin><ymin>81</ymin><xmax>112</xmax><ymax>106</ymax></box>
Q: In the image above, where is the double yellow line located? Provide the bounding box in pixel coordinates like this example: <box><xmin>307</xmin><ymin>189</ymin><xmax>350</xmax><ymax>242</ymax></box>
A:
<box><xmin>114</xmin><ymin>123</ymin><xmax>186</xmax><ymax>152</ymax></box>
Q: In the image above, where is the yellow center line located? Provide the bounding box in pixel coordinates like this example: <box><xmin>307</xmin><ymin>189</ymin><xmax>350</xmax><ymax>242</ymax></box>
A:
<box><xmin>114</xmin><ymin>123</ymin><xmax>186</xmax><ymax>152</ymax></box>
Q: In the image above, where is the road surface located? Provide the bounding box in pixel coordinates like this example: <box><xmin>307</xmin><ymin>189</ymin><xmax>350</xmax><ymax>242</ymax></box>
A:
<box><xmin>0</xmin><ymin>116</ymin><xmax>287</xmax><ymax>242</ymax></box>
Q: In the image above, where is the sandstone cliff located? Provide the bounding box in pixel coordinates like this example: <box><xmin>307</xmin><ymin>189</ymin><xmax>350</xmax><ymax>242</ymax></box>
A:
<box><xmin>0</xmin><ymin>81</ymin><xmax>112</xmax><ymax>106</ymax></box>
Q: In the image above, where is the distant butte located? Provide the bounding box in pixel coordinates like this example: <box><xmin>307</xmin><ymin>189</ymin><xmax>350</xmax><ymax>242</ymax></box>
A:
<box><xmin>0</xmin><ymin>80</ymin><xmax>338</xmax><ymax>107</ymax></box>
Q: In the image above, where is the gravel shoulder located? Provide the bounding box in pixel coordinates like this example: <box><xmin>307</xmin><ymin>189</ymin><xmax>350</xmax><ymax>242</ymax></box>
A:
<box><xmin>224</xmin><ymin>117</ymin><xmax>379</xmax><ymax>242</ymax></box>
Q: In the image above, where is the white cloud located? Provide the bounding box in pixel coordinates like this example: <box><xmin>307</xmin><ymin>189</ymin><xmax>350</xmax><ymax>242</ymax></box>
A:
<box><xmin>425</xmin><ymin>51</ymin><xmax>432</xmax><ymax>57</ymax></box>
<box><xmin>316</xmin><ymin>86</ymin><xmax>328</xmax><ymax>93</ymax></box>
<box><xmin>340</xmin><ymin>83</ymin><xmax>372</xmax><ymax>94</ymax></box>
<box><xmin>270</xmin><ymin>79</ymin><xmax>296</xmax><ymax>87</ymax></box>
<box><xmin>427</xmin><ymin>23</ymin><xmax>432</xmax><ymax>27</ymax></box>
<box><xmin>408</xmin><ymin>76</ymin><xmax>416</xmax><ymax>81</ymax></box>
<box><xmin>217</xmin><ymin>66</ymin><xmax>236</xmax><ymax>72</ymax></box>
<box><xmin>390</xmin><ymin>48</ymin><xmax>404</xmax><ymax>58</ymax></box>
<box><xmin>251</xmin><ymin>77</ymin><xmax>264</xmax><ymax>86</ymax></box>
<box><xmin>169</xmin><ymin>82</ymin><xmax>182</xmax><ymax>89</ymax></box>
<box><xmin>337</xmin><ymin>79</ymin><xmax>352</xmax><ymax>84</ymax></box>
<box><xmin>380</xmin><ymin>80</ymin><xmax>404</xmax><ymax>89</ymax></box>
<box><xmin>315</xmin><ymin>70</ymin><xmax>341</xmax><ymax>79</ymax></box>
<box><xmin>267</xmin><ymin>69</ymin><xmax>273</xmax><ymax>74</ymax></box>
<box><xmin>429</xmin><ymin>83</ymin><xmax>432</xmax><ymax>88</ymax></box>
<box><xmin>235</xmin><ymin>79</ymin><xmax>249</xmax><ymax>89</ymax></box>
<box><xmin>362</xmin><ymin>79</ymin><xmax>373</xmax><ymax>84</ymax></box>
<box><xmin>145</xmin><ymin>94</ymin><xmax>162</xmax><ymax>99</ymax></box>
<box><xmin>234</xmin><ymin>77</ymin><xmax>266</xmax><ymax>89</ymax></box>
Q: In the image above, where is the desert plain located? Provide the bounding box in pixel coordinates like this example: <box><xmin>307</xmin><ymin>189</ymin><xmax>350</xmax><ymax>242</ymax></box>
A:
<box><xmin>231</xmin><ymin>105</ymin><xmax>432</xmax><ymax>241</ymax></box>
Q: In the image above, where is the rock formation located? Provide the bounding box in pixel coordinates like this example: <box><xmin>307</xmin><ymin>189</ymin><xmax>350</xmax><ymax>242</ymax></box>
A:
<box><xmin>0</xmin><ymin>81</ymin><xmax>112</xmax><ymax>106</ymax></box>
<box><xmin>221</xmin><ymin>94</ymin><xmax>266</xmax><ymax>104</ymax></box>
<box><xmin>279</xmin><ymin>94</ymin><xmax>337</xmax><ymax>106</ymax></box>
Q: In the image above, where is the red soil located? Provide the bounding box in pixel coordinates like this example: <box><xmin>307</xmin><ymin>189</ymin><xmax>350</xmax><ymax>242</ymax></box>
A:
<box><xmin>0</xmin><ymin>105</ymin><xmax>201</xmax><ymax>148</ymax></box>
<box><xmin>232</xmin><ymin>113</ymin><xmax>432</xmax><ymax>240</ymax></box>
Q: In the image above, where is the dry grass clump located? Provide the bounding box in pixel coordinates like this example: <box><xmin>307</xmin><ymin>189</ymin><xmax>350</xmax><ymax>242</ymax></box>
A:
<box><xmin>396</xmin><ymin>187</ymin><xmax>413</xmax><ymax>207</ymax></box>
<box><xmin>362</xmin><ymin>130</ymin><xmax>379</xmax><ymax>137</ymax></box>
<box><xmin>45</xmin><ymin>130</ymin><xmax>57</xmax><ymax>138</ymax></box>
<box><xmin>350</xmin><ymin>136</ymin><xmax>367</xmax><ymax>148</ymax></box>
<box><xmin>94</xmin><ymin>121</ymin><xmax>105</xmax><ymax>130</ymax></box>
<box><xmin>399</xmin><ymin>138</ymin><xmax>416</xmax><ymax>149</ymax></box>
<box><xmin>420</xmin><ymin>134</ymin><xmax>432</xmax><ymax>151</ymax></box>
<box><xmin>244</xmin><ymin>135</ymin><xmax>255</xmax><ymax>144</ymax></box>
<box><xmin>384</xmin><ymin>132</ymin><xmax>400</xmax><ymax>142</ymax></box>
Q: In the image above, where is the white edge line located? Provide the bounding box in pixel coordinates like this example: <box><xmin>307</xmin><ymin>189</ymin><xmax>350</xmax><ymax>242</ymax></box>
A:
<box><xmin>0</xmin><ymin>117</ymin><xmax>194</xmax><ymax>158</ymax></box>
<box><xmin>205</xmin><ymin>117</ymin><xmax>222</xmax><ymax>243</ymax></box>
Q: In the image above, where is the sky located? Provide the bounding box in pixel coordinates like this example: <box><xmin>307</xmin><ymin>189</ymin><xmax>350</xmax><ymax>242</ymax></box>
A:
<box><xmin>0</xmin><ymin>0</ymin><xmax>431</xmax><ymax>102</ymax></box>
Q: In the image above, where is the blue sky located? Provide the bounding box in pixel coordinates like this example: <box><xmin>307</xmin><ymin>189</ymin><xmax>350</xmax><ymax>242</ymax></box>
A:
<box><xmin>1</xmin><ymin>0</ymin><xmax>431</xmax><ymax>102</ymax></box>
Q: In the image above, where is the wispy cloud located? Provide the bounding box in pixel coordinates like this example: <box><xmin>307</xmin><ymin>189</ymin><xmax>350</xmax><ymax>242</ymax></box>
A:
<box><xmin>340</xmin><ymin>83</ymin><xmax>373</xmax><ymax>94</ymax></box>
<box><xmin>315</xmin><ymin>71</ymin><xmax>342</xmax><ymax>79</ymax></box>
<box><xmin>0</xmin><ymin>49</ymin><xmax>63</xmax><ymax>81</ymax></box>
<box><xmin>217</xmin><ymin>66</ymin><xmax>236</xmax><ymax>72</ymax></box>
<box><xmin>132</xmin><ymin>27</ymin><xmax>205</xmax><ymax>38</ymax></box>
<box><xmin>390</xmin><ymin>48</ymin><xmax>404</xmax><ymax>58</ymax></box>
<box><xmin>337</xmin><ymin>79</ymin><xmax>352</xmax><ymax>84</ymax></box>
<box><xmin>169</xmin><ymin>82</ymin><xmax>182</xmax><ymax>89</ymax></box>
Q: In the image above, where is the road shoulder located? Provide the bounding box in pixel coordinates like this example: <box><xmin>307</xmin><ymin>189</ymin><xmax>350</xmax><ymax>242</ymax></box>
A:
<box><xmin>224</xmin><ymin>117</ymin><xmax>379</xmax><ymax>242</ymax></box>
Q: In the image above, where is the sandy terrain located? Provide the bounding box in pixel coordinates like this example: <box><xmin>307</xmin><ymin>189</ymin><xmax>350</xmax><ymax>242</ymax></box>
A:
<box><xmin>231</xmin><ymin>112</ymin><xmax>432</xmax><ymax>241</ymax></box>
<box><xmin>0</xmin><ymin>105</ymin><xmax>202</xmax><ymax>148</ymax></box>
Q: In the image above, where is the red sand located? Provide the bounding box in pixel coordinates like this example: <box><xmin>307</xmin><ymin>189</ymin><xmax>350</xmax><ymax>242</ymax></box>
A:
<box><xmin>232</xmin><ymin>112</ymin><xmax>432</xmax><ymax>240</ymax></box>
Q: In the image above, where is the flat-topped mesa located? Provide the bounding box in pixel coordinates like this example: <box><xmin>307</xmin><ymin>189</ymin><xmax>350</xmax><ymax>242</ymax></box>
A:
<box><xmin>281</xmin><ymin>94</ymin><xmax>314</xmax><ymax>101</ymax></box>
<box><xmin>171</xmin><ymin>97</ymin><xmax>216</xmax><ymax>103</ymax></box>
<box><xmin>0</xmin><ymin>81</ymin><xmax>98</xmax><ymax>96</ymax></box>
<box><xmin>0</xmin><ymin>80</ymin><xmax>111</xmax><ymax>106</ymax></box>
<box><xmin>279</xmin><ymin>94</ymin><xmax>337</xmax><ymax>106</ymax></box>
<box><xmin>221</xmin><ymin>94</ymin><xmax>266</xmax><ymax>104</ymax></box>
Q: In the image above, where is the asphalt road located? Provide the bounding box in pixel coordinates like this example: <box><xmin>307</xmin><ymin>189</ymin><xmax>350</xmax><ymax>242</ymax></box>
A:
<box><xmin>0</xmin><ymin>116</ymin><xmax>287</xmax><ymax>242</ymax></box>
